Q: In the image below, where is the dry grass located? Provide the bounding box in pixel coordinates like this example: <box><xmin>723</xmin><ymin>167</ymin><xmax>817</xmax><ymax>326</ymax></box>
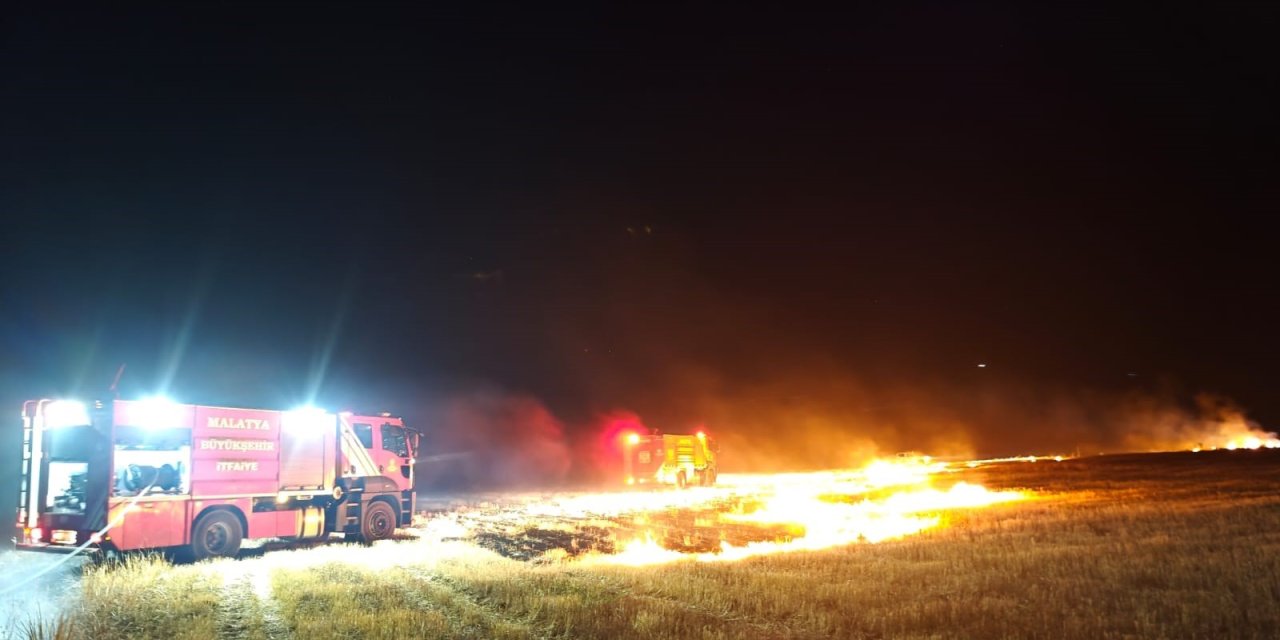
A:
<box><xmin>72</xmin><ymin>554</ymin><xmax>222</xmax><ymax>640</ymax></box>
<box><xmin>14</xmin><ymin>450</ymin><xmax>1280</xmax><ymax>639</ymax></box>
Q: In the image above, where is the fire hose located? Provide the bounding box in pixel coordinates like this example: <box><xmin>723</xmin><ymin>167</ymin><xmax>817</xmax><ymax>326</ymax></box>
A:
<box><xmin>0</xmin><ymin>478</ymin><xmax>158</xmax><ymax>598</ymax></box>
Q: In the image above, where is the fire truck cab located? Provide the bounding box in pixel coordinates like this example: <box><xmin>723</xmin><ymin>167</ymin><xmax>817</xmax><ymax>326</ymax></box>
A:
<box><xmin>623</xmin><ymin>431</ymin><xmax>719</xmax><ymax>488</ymax></box>
<box><xmin>14</xmin><ymin>398</ymin><xmax>417</xmax><ymax>561</ymax></box>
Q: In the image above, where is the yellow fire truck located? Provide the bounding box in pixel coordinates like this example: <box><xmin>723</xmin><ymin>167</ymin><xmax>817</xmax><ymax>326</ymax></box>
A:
<box><xmin>623</xmin><ymin>431</ymin><xmax>718</xmax><ymax>488</ymax></box>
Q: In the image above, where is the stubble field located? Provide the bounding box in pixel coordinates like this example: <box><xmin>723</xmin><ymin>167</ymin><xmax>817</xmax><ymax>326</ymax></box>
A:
<box><xmin>6</xmin><ymin>449</ymin><xmax>1280</xmax><ymax>640</ymax></box>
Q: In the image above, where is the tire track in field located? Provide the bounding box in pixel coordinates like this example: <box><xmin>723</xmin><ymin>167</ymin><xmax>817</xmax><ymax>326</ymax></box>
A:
<box><xmin>587</xmin><ymin>572</ymin><xmax>818</xmax><ymax>640</ymax></box>
<box><xmin>214</xmin><ymin>561</ymin><xmax>290</xmax><ymax>640</ymax></box>
<box><xmin>419</xmin><ymin>565</ymin><xmax>808</xmax><ymax>640</ymax></box>
<box><xmin>214</xmin><ymin>572</ymin><xmax>258</xmax><ymax>639</ymax></box>
<box><xmin>399</xmin><ymin>566</ymin><xmax>544</xmax><ymax>640</ymax></box>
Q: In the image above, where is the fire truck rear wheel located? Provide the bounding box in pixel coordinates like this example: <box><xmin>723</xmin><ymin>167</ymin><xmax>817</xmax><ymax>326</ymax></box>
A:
<box><xmin>358</xmin><ymin>501</ymin><xmax>397</xmax><ymax>543</ymax></box>
<box><xmin>676</xmin><ymin>470</ymin><xmax>688</xmax><ymax>489</ymax></box>
<box><xmin>190</xmin><ymin>510</ymin><xmax>242</xmax><ymax>561</ymax></box>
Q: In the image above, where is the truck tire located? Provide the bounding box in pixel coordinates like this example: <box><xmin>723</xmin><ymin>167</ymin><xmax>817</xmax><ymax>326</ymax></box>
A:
<box><xmin>676</xmin><ymin>470</ymin><xmax>688</xmax><ymax>489</ymax></box>
<box><xmin>190</xmin><ymin>510</ymin><xmax>242</xmax><ymax>561</ymax></box>
<box><xmin>357</xmin><ymin>501</ymin><xmax>397</xmax><ymax>543</ymax></box>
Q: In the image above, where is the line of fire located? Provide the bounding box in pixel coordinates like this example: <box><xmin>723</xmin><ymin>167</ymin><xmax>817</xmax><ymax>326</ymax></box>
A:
<box><xmin>16</xmin><ymin>395</ymin><xmax>1280</xmax><ymax>566</ymax></box>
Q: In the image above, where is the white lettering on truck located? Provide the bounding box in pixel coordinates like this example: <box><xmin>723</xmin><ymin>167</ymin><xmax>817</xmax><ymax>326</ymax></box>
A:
<box><xmin>206</xmin><ymin>417</ymin><xmax>272</xmax><ymax>431</ymax></box>
<box><xmin>199</xmin><ymin>438</ymin><xmax>276</xmax><ymax>452</ymax></box>
<box><xmin>215</xmin><ymin>461</ymin><xmax>259</xmax><ymax>472</ymax></box>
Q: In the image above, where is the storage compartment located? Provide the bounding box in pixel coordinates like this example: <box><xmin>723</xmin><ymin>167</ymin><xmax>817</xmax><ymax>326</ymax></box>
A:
<box><xmin>280</xmin><ymin>411</ymin><xmax>336</xmax><ymax>491</ymax></box>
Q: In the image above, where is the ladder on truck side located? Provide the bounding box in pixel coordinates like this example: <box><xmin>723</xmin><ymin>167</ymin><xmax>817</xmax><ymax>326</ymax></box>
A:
<box><xmin>16</xmin><ymin>410</ymin><xmax>34</xmax><ymax>527</ymax></box>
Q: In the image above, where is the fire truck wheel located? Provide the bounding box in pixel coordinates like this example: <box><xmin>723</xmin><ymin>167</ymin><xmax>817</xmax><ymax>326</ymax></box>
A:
<box><xmin>676</xmin><ymin>470</ymin><xmax>688</xmax><ymax>489</ymax></box>
<box><xmin>190</xmin><ymin>510</ymin><xmax>242</xmax><ymax>561</ymax></box>
<box><xmin>358</xmin><ymin>501</ymin><xmax>397</xmax><ymax>543</ymax></box>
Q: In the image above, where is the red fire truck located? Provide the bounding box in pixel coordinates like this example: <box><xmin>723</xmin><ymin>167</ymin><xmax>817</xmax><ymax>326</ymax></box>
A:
<box><xmin>14</xmin><ymin>397</ymin><xmax>417</xmax><ymax>561</ymax></box>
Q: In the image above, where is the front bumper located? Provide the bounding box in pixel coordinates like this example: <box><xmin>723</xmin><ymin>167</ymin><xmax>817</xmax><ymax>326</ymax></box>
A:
<box><xmin>14</xmin><ymin>541</ymin><xmax>88</xmax><ymax>555</ymax></box>
<box><xmin>13</xmin><ymin>526</ymin><xmax>108</xmax><ymax>553</ymax></box>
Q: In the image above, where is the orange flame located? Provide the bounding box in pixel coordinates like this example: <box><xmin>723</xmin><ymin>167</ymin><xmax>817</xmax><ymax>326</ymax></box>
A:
<box><xmin>582</xmin><ymin>458</ymin><xmax>1026</xmax><ymax>565</ymax></box>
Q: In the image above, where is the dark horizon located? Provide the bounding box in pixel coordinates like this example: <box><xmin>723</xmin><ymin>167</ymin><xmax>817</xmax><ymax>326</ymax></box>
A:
<box><xmin>3</xmin><ymin>3</ymin><xmax>1278</xmax><ymax>492</ymax></box>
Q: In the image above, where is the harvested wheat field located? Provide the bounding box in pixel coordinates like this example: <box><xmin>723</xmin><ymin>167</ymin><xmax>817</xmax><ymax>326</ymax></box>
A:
<box><xmin>8</xmin><ymin>450</ymin><xmax>1280</xmax><ymax>640</ymax></box>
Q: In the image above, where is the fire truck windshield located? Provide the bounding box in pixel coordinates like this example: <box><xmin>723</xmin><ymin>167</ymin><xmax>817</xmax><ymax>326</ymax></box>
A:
<box><xmin>381</xmin><ymin>423</ymin><xmax>409</xmax><ymax>457</ymax></box>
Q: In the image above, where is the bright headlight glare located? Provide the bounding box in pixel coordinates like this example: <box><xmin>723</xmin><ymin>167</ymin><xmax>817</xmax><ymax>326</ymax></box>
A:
<box><xmin>44</xmin><ymin>400</ymin><xmax>90</xmax><ymax>429</ymax></box>
<box><xmin>135</xmin><ymin>396</ymin><xmax>184</xmax><ymax>430</ymax></box>
<box><xmin>284</xmin><ymin>407</ymin><xmax>334</xmax><ymax>432</ymax></box>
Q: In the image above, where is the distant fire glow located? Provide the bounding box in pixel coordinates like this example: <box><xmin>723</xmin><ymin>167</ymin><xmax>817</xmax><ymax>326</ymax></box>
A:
<box><xmin>1223</xmin><ymin>435</ymin><xmax>1280</xmax><ymax>451</ymax></box>
<box><xmin>1185</xmin><ymin>421</ymin><xmax>1280</xmax><ymax>452</ymax></box>
<box><xmin>1119</xmin><ymin>397</ymin><xmax>1280</xmax><ymax>454</ymax></box>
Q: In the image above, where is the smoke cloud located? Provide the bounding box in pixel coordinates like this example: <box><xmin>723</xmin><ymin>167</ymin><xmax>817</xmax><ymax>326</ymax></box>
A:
<box><xmin>413</xmin><ymin>387</ymin><xmax>571</xmax><ymax>491</ymax></box>
<box><xmin>1112</xmin><ymin>393</ymin><xmax>1280</xmax><ymax>452</ymax></box>
<box><xmin>404</xmin><ymin>370</ymin><xmax>1279</xmax><ymax>494</ymax></box>
<box><xmin>542</xmin><ymin>364</ymin><xmax>1279</xmax><ymax>478</ymax></box>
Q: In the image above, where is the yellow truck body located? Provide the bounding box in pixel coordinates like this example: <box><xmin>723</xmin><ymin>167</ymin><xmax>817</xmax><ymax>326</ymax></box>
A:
<box><xmin>623</xmin><ymin>432</ymin><xmax>718</xmax><ymax>487</ymax></box>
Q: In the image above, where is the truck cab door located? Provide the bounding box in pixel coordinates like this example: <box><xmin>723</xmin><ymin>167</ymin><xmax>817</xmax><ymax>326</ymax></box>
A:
<box><xmin>338</xmin><ymin>414</ymin><xmax>412</xmax><ymax>491</ymax></box>
<box><xmin>338</xmin><ymin>415</ymin><xmax>380</xmax><ymax>479</ymax></box>
<box><xmin>376</xmin><ymin>422</ymin><xmax>413</xmax><ymax>491</ymax></box>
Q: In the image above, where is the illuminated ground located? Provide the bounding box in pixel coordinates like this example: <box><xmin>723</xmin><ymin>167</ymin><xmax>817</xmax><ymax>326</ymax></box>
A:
<box><xmin>414</xmin><ymin>461</ymin><xmax>1025</xmax><ymax>564</ymax></box>
<box><xmin>5</xmin><ymin>450</ymin><xmax>1280</xmax><ymax>639</ymax></box>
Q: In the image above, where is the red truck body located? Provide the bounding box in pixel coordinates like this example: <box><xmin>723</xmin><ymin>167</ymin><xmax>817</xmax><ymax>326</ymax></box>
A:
<box><xmin>15</xmin><ymin>398</ymin><xmax>416</xmax><ymax>560</ymax></box>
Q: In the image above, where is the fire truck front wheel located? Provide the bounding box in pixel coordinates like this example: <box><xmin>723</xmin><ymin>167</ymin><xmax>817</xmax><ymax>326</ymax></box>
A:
<box><xmin>190</xmin><ymin>510</ymin><xmax>243</xmax><ymax>561</ymax></box>
<box><xmin>357</xmin><ymin>500</ymin><xmax>397</xmax><ymax>543</ymax></box>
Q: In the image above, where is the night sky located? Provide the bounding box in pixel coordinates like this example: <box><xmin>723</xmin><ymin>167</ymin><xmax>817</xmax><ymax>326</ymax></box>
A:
<box><xmin>3</xmin><ymin>4</ymin><xmax>1278</xmax><ymax>490</ymax></box>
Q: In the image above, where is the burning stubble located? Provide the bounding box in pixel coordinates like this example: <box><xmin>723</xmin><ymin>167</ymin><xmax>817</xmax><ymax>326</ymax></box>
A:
<box><xmin>421</xmin><ymin>457</ymin><xmax>1027</xmax><ymax>565</ymax></box>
